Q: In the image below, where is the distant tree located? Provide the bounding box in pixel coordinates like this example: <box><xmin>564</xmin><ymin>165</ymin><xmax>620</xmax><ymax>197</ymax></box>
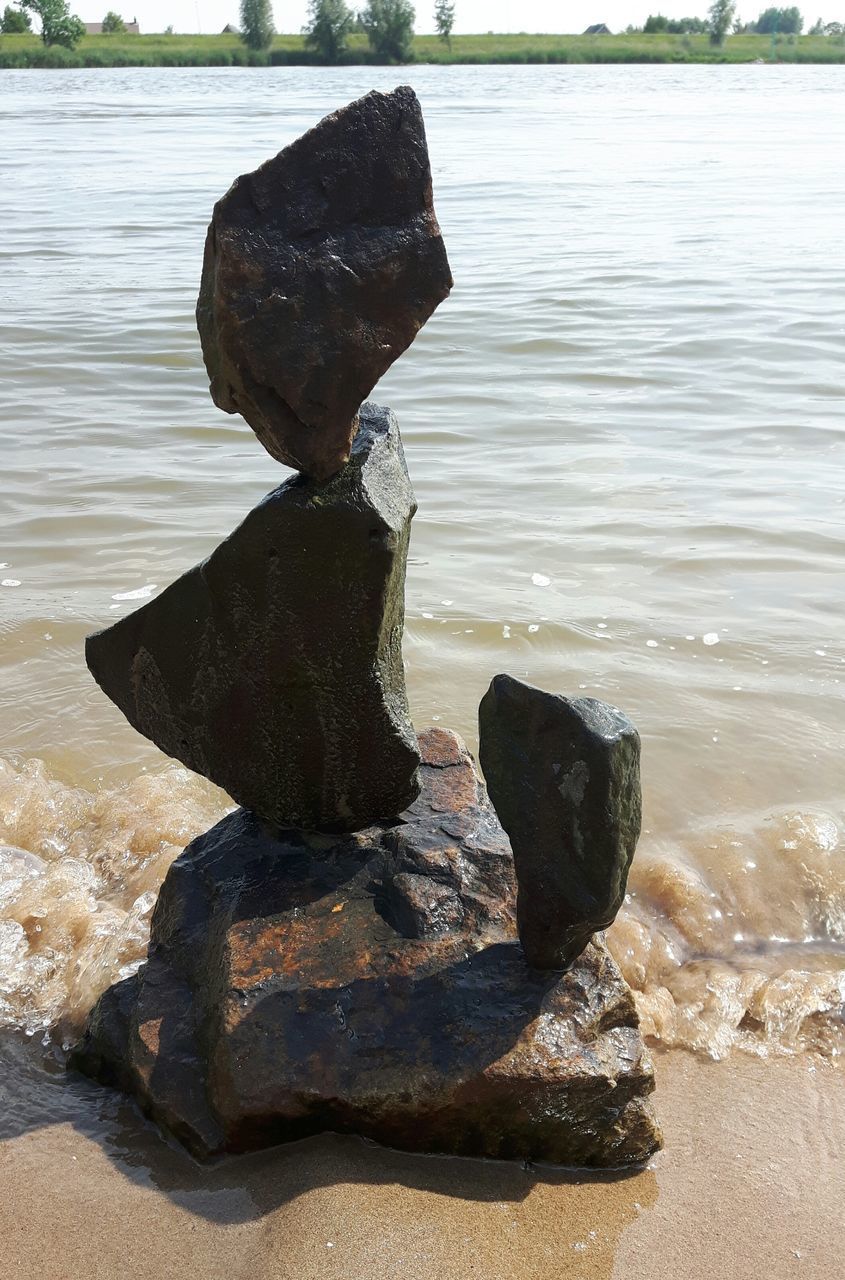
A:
<box><xmin>360</xmin><ymin>0</ymin><xmax>415</xmax><ymax>62</ymax></box>
<box><xmin>433</xmin><ymin>0</ymin><xmax>454</xmax><ymax>45</ymax></box>
<box><xmin>754</xmin><ymin>6</ymin><xmax>803</xmax><ymax>32</ymax></box>
<box><xmin>239</xmin><ymin>0</ymin><xmax>274</xmax><ymax>50</ymax></box>
<box><xmin>807</xmin><ymin>15</ymin><xmax>823</xmax><ymax>32</ymax></box>
<box><xmin>677</xmin><ymin>16</ymin><xmax>709</xmax><ymax>32</ymax></box>
<box><xmin>1</xmin><ymin>3</ymin><xmax>32</xmax><ymax>29</ymax></box>
<box><xmin>164</xmin><ymin>22</ymin><xmax>173</xmax><ymax>33</ymax></box>
<box><xmin>303</xmin><ymin>0</ymin><xmax>353</xmax><ymax>60</ymax></box>
<box><xmin>101</xmin><ymin>9</ymin><xmax>125</xmax><ymax>31</ymax></box>
<box><xmin>825</xmin><ymin>20</ymin><xmax>843</xmax><ymax>33</ymax></box>
<box><xmin>21</xmin><ymin>0</ymin><xmax>84</xmax><ymax>46</ymax></box>
<box><xmin>645</xmin><ymin>13</ymin><xmax>708</xmax><ymax>34</ymax></box>
<box><xmin>708</xmin><ymin>0</ymin><xmax>736</xmax><ymax>44</ymax></box>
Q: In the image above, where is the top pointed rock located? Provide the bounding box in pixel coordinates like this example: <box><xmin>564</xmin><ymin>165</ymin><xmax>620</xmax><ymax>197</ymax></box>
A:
<box><xmin>197</xmin><ymin>86</ymin><xmax>452</xmax><ymax>480</ymax></box>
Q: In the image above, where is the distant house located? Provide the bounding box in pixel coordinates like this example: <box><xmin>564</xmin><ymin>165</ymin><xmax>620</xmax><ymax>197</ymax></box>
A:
<box><xmin>584</xmin><ymin>24</ymin><xmax>611</xmax><ymax>35</ymax></box>
<box><xmin>83</xmin><ymin>20</ymin><xmax>140</xmax><ymax>34</ymax></box>
<box><xmin>221</xmin><ymin>24</ymin><xmax>239</xmax><ymax>34</ymax></box>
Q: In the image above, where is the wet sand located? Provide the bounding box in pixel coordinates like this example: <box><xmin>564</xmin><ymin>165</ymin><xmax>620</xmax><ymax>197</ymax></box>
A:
<box><xmin>0</xmin><ymin>1048</ymin><xmax>841</xmax><ymax>1280</ymax></box>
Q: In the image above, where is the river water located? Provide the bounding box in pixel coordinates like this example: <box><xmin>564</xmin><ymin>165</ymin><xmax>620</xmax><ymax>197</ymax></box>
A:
<box><xmin>1</xmin><ymin>65</ymin><xmax>844</xmax><ymax>1062</ymax></box>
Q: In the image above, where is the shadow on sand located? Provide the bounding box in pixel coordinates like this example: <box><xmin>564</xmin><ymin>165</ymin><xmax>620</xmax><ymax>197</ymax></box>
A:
<box><xmin>0</xmin><ymin>1028</ymin><xmax>657</xmax><ymax>1240</ymax></box>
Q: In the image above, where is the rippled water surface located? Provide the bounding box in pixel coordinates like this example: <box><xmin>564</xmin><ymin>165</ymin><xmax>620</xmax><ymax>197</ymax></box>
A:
<box><xmin>1</xmin><ymin>64</ymin><xmax>844</xmax><ymax>1057</ymax></box>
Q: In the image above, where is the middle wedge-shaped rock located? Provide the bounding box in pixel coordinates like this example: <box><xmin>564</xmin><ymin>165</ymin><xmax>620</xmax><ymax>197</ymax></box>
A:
<box><xmin>86</xmin><ymin>402</ymin><xmax>420</xmax><ymax>832</ymax></box>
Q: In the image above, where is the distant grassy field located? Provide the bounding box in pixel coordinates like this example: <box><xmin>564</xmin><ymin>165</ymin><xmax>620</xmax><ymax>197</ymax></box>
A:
<box><xmin>1</xmin><ymin>31</ymin><xmax>844</xmax><ymax>69</ymax></box>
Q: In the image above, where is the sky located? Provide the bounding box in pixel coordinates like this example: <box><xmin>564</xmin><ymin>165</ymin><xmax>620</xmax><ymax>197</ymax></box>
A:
<box><xmin>73</xmin><ymin>2</ymin><xmax>843</xmax><ymax>36</ymax></box>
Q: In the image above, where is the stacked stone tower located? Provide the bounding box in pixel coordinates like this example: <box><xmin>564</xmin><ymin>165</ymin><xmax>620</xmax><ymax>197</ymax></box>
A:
<box><xmin>73</xmin><ymin>89</ymin><xmax>661</xmax><ymax>1168</ymax></box>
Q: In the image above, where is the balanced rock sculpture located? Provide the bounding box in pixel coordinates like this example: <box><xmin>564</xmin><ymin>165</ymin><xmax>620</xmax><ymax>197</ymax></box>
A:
<box><xmin>74</xmin><ymin>88</ymin><xmax>661</xmax><ymax>1169</ymax></box>
<box><xmin>87</xmin><ymin>404</ymin><xmax>419</xmax><ymax>832</ymax></box>
<box><xmin>479</xmin><ymin>675</ymin><xmax>642</xmax><ymax>970</ymax></box>
<box><xmin>197</xmin><ymin>86</ymin><xmax>452</xmax><ymax>479</ymax></box>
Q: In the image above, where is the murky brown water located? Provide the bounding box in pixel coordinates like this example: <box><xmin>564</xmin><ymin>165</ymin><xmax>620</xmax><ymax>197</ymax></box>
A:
<box><xmin>1</xmin><ymin>65</ymin><xmax>844</xmax><ymax>1059</ymax></box>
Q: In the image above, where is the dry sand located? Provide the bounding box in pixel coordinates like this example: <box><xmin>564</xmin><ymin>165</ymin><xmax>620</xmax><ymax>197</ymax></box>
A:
<box><xmin>0</xmin><ymin>1048</ymin><xmax>841</xmax><ymax>1280</ymax></box>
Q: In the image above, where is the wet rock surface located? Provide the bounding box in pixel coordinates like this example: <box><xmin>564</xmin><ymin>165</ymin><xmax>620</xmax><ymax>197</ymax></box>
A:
<box><xmin>72</xmin><ymin>729</ymin><xmax>661</xmax><ymax>1168</ymax></box>
<box><xmin>479</xmin><ymin>675</ymin><xmax>642</xmax><ymax>971</ymax></box>
<box><xmin>86</xmin><ymin>404</ymin><xmax>420</xmax><ymax>833</ymax></box>
<box><xmin>197</xmin><ymin>86</ymin><xmax>452</xmax><ymax>479</ymax></box>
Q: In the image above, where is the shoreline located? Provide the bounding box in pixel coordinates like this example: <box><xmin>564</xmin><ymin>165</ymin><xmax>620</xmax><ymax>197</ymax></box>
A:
<box><xmin>0</xmin><ymin>1043</ymin><xmax>841</xmax><ymax>1278</ymax></box>
<box><xmin>2</xmin><ymin>33</ymin><xmax>845</xmax><ymax>70</ymax></box>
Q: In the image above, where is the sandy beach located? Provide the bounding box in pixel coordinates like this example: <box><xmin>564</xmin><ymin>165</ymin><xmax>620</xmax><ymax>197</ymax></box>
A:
<box><xmin>0</xmin><ymin>1046</ymin><xmax>840</xmax><ymax>1280</ymax></box>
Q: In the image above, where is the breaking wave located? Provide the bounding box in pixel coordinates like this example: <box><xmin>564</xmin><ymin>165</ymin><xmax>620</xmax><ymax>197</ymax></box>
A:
<box><xmin>608</xmin><ymin>812</ymin><xmax>845</xmax><ymax>1058</ymax></box>
<box><xmin>0</xmin><ymin>756</ymin><xmax>842</xmax><ymax>1059</ymax></box>
<box><xmin>0</xmin><ymin>757</ymin><xmax>226</xmax><ymax>1042</ymax></box>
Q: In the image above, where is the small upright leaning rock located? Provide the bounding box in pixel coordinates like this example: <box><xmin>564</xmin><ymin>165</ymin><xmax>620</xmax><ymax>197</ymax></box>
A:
<box><xmin>197</xmin><ymin>85</ymin><xmax>453</xmax><ymax>480</ymax></box>
<box><xmin>479</xmin><ymin>674</ymin><xmax>641</xmax><ymax>970</ymax></box>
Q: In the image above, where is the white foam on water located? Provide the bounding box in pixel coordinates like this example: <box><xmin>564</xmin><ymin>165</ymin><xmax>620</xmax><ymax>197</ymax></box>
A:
<box><xmin>0</xmin><ymin>757</ymin><xmax>842</xmax><ymax>1060</ymax></box>
<box><xmin>608</xmin><ymin>810</ymin><xmax>845</xmax><ymax>1059</ymax></box>
<box><xmin>111</xmin><ymin>584</ymin><xmax>158</xmax><ymax>601</ymax></box>
<box><xmin>0</xmin><ymin>758</ymin><xmax>225</xmax><ymax>1036</ymax></box>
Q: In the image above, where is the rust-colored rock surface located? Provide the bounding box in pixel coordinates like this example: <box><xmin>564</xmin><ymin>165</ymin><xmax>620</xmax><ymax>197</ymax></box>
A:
<box><xmin>197</xmin><ymin>86</ymin><xmax>452</xmax><ymax>479</ymax></box>
<box><xmin>72</xmin><ymin>729</ymin><xmax>661</xmax><ymax>1168</ymax></box>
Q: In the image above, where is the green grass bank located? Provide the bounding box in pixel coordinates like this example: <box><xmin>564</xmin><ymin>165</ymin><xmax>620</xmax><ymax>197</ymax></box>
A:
<box><xmin>2</xmin><ymin>31</ymin><xmax>844</xmax><ymax>69</ymax></box>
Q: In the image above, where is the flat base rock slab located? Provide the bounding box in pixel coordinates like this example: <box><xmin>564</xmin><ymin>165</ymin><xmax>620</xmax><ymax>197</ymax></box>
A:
<box><xmin>71</xmin><ymin>730</ymin><xmax>661</xmax><ymax>1169</ymax></box>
